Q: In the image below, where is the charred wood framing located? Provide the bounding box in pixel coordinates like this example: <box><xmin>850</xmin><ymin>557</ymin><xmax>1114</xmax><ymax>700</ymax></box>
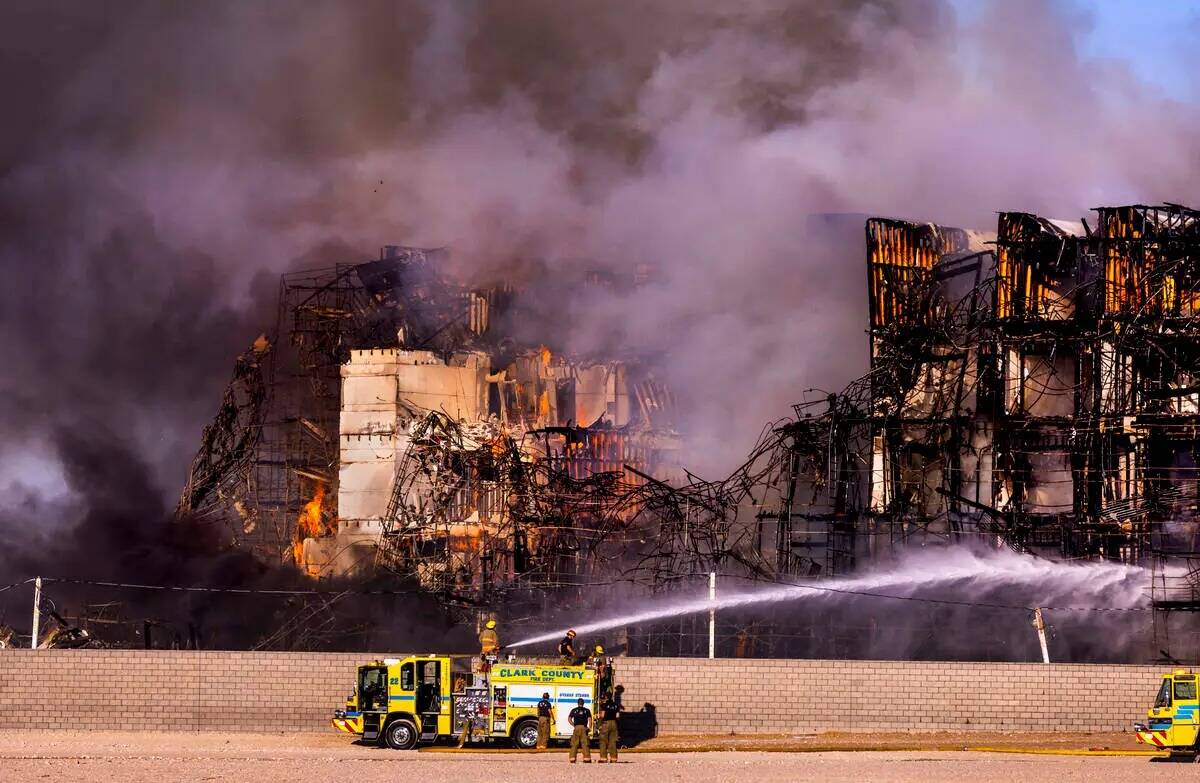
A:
<box><xmin>175</xmin><ymin>206</ymin><xmax>1200</xmax><ymax>659</ymax></box>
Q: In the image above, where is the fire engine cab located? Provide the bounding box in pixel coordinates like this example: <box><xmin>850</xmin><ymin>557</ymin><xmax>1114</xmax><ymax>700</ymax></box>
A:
<box><xmin>1134</xmin><ymin>669</ymin><xmax>1200</xmax><ymax>754</ymax></box>
<box><xmin>332</xmin><ymin>654</ymin><xmax>613</xmax><ymax>750</ymax></box>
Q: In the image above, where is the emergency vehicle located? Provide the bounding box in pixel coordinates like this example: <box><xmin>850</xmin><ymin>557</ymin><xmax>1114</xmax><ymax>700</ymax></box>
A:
<box><xmin>1134</xmin><ymin>669</ymin><xmax>1200</xmax><ymax>754</ymax></box>
<box><xmin>331</xmin><ymin>654</ymin><xmax>610</xmax><ymax>750</ymax></box>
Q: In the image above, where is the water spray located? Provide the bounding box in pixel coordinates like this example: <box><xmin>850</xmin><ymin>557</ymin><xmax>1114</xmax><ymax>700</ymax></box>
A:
<box><xmin>506</xmin><ymin>547</ymin><xmax>1148</xmax><ymax>650</ymax></box>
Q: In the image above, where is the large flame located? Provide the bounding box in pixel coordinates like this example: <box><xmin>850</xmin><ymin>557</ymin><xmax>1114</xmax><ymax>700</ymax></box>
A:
<box><xmin>293</xmin><ymin>482</ymin><xmax>326</xmax><ymax>567</ymax></box>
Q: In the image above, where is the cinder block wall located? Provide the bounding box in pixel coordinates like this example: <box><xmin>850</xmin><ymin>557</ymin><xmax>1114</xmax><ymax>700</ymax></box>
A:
<box><xmin>616</xmin><ymin>658</ymin><xmax>1163</xmax><ymax>733</ymax></box>
<box><xmin>0</xmin><ymin>651</ymin><xmax>1164</xmax><ymax>733</ymax></box>
<box><xmin>0</xmin><ymin>650</ymin><xmax>381</xmax><ymax>732</ymax></box>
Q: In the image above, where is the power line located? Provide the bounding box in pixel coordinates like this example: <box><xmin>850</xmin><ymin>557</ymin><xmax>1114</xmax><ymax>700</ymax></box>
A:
<box><xmin>32</xmin><ymin>574</ymin><xmax>674</xmax><ymax>596</ymax></box>
<box><xmin>38</xmin><ymin>577</ymin><xmax>422</xmax><ymax>597</ymax></box>
<box><xmin>0</xmin><ymin>578</ymin><xmax>35</xmax><ymax>594</ymax></box>
<box><xmin>30</xmin><ymin>574</ymin><xmax>1156</xmax><ymax>615</ymax></box>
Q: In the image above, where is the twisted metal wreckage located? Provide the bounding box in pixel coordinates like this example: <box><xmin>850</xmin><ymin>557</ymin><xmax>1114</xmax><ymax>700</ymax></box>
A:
<box><xmin>169</xmin><ymin>206</ymin><xmax>1200</xmax><ymax>657</ymax></box>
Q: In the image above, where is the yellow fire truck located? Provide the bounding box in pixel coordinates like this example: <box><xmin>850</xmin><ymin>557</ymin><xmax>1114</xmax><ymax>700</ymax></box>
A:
<box><xmin>331</xmin><ymin>654</ymin><xmax>611</xmax><ymax>750</ymax></box>
<box><xmin>1134</xmin><ymin>669</ymin><xmax>1200</xmax><ymax>753</ymax></box>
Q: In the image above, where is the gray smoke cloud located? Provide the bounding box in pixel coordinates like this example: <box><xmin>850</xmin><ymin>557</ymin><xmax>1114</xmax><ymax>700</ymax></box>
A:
<box><xmin>1</xmin><ymin>0</ymin><xmax>1198</xmax><ymax>579</ymax></box>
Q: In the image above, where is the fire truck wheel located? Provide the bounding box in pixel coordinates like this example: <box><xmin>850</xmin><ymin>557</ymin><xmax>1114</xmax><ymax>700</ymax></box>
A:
<box><xmin>383</xmin><ymin>718</ymin><xmax>419</xmax><ymax>750</ymax></box>
<box><xmin>512</xmin><ymin>719</ymin><xmax>540</xmax><ymax>749</ymax></box>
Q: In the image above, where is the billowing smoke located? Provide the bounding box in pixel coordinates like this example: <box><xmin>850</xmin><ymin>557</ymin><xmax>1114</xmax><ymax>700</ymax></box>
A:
<box><xmin>0</xmin><ymin>1</ymin><xmax>1196</xmax><ymax>644</ymax></box>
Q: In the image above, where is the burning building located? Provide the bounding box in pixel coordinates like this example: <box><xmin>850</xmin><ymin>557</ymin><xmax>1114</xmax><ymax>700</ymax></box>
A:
<box><xmin>319</xmin><ymin>343</ymin><xmax>677</xmax><ymax>586</ymax></box>
<box><xmin>177</xmin><ymin>245</ymin><xmax>680</xmax><ymax>608</ymax></box>
<box><xmin>853</xmin><ymin>206</ymin><xmax>1200</xmax><ymax>568</ymax></box>
<box><xmin>179</xmin><ymin>206</ymin><xmax>1200</xmax><ymax>659</ymax></box>
<box><xmin>725</xmin><ymin>204</ymin><xmax>1200</xmax><ymax>657</ymax></box>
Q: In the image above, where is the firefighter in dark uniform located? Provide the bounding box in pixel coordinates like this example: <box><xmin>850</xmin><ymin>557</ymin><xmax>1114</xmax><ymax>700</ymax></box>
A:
<box><xmin>567</xmin><ymin>697</ymin><xmax>592</xmax><ymax>763</ymax></box>
<box><xmin>558</xmin><ymin>629</ymin><xmax>577</xmax><ymax>663</ymax></box>
<box><xmin>536</xmin><ymin>691</ymin><xmax>554</xmax><ymax>749</ymax></box>
<box><xmin>597</xmin><ymin>692</ymin><xmax>621</xmax><ymax>763</ymax></box>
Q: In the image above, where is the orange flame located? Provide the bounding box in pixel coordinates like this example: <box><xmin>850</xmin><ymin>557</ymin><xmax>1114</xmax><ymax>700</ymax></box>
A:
<box><xmin>292</xmin><ymin>482</ymin><xmax>326</xmax><ymax>566</ymax></box>
<box><xmin>448</xmin><ymin>523</ymin><xmax>484</xmax><ymax>552</ymax></box>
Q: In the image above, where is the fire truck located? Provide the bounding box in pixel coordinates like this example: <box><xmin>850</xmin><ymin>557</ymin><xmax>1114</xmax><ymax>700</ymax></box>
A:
<box><xmin>331</xmin><ymin>654</ymin><xmax>613</xmax><ymax>750</ymax></box>
<box><xmin>1134</xmin><ymin>669</ymin><xmax>1200</xmax><ymax>754</ymax></box>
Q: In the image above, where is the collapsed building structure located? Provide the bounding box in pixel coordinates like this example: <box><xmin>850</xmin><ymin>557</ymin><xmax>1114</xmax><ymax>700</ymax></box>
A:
<box><xmin>178</xmin><ymin>206</ymin><xmax>1200</xmax><ymax>660</ymax></box>
<box><xmin>178</xmin><ymin>246</ymin><xmax>682</xmax><ymax>611</ymax></box>
<box><xmin>726</xmin><ymin>204</ymin><xmax>1200</xmax><ymax>657</ymax></box>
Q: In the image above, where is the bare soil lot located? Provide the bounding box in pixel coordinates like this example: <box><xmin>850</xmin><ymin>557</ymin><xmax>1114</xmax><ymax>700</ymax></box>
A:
<box><xmin>0</xmin><ymin>730</ymin><xmax>1175</xmax><ymax>783</ymax></box>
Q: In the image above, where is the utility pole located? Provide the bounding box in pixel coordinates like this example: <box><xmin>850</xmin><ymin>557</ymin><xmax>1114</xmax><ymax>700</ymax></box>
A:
<box><xmin>1032</xmin><ymin>607</ymin><xmax>1050</xmax><ymax>664</ymax></box>
<box><xmin>30</xmin><ymin>576</ymin><xmax>41</xmax><ymax>650</ymax></box>
<box><xmin>708</xmin><ymin>572</ymin><xmax>716</xmax><ymax>659</ymax></box>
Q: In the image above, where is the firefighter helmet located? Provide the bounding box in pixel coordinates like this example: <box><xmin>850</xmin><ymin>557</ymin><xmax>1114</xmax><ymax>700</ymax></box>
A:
<box><xmin>485</xmin><ymin>619</ymin><xmax>497</xmax><ymax>629</ymax></box>
<box><xmin>594</xmin><ymin>644</ymin><xmax>604</xmax><ymax>655</ymax></box>
<box><xmin>566</xmin><ymin>629</ymin><xmax>577</xmax><ymax>637</ymax></box>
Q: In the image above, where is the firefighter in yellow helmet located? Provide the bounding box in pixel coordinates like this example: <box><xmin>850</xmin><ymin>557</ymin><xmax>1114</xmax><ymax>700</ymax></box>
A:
<box><xmin>591</xmin><ymin>644</ymin><xmax>612</xmax><ymax>695</ymax></box>
<box><xmin>479</xmin><ymin>618</ymin><xmax>500</xmax><ymax>656</ymax></box>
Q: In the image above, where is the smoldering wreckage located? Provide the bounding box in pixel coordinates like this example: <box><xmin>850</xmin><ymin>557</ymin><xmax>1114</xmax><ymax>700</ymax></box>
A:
<box><xmin>20</xmin><ymin>204</ymin><xmax>1200</xmax><ymax>661</ymax></box>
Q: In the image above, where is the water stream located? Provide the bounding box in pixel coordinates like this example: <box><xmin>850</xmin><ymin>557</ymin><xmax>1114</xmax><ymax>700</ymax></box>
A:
<box><xmin>506</xmin><ymin>547</ymin><xmax>1148</xmax><ymax>649</ymax></box>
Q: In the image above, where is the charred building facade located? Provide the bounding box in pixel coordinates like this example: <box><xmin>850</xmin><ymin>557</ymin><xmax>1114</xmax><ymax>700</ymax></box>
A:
<box><xmin>178</xmin><ymin>246</ymin><xmax>681</xmax><ymax>610</ymax></box>
<box><xmin>178</xmin><ymin>206</ymin><xmax>1200</xmax><ymax>658</ymax></box>
<box><xmin>860</xmin><ymin>207</ymin><xmax>1200</xmax><ymax>568</ymax></box>
<box><xmin>749</xmin><ymin>205</ymin><xmax>1200</xmax><ymax>655</ymax></box>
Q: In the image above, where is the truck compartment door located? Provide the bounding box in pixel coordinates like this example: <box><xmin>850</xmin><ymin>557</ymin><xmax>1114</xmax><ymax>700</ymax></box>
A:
<box><xmin>416</xmin><ymin>660</ymin><xmax>443</xmax><ymax>741</ymax></box>
<box><xmin>555</xmin><ymin>685</ymin><xmax>593</xmax><ymax>737</ymax></box>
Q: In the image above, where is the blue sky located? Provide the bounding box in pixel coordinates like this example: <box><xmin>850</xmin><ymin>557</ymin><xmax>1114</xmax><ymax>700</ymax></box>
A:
<box><xmin>951</xmin><ymin>0</ymin><xmax>1199</xmax><ymax>98</ymax></box>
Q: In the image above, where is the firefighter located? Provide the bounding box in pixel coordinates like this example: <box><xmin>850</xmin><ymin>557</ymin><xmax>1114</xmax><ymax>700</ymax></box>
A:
<box><xmin>592</xmin><ymin>645</ymin><xmax>613</xmax><ymax>695</ymax></box>
<box><xmin>479</xmin><ymin>618</ymin><xmax>500</xmax><ymax>655</ymax></box>
<box><xmin>457</xmin><ymin>717</ymin><xmax>476</xmax><ymax>748</ymax></box>
<box><xmin>567</xmin><ymin>697</ymin><xmax>592</xmax><ymax>763</ymax></box>
<box><xmin>536</xmin><ymin>691</ymin><xmax>554</xmax><ymax>749</ymax></box>
<box><xmin>597</xmin><ymin>691</ymin><xmax>621</xmax><ymax>763</ymax></box>
<box><xmin>558</xmin><ymin>629</ymin><xmax>577</xmax><ymax>663</ymax></box>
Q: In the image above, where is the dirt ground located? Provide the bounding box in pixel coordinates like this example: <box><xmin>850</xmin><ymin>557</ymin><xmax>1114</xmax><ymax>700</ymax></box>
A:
<box><xmin>0</xmin><ymin>730</ymin><xmax>1176</xmax><ymax>783</ymax></box>
<box><xmin>628</xmin><ymin>729</ymin><xmax>1146</xmax><ymax>752</ymax></box>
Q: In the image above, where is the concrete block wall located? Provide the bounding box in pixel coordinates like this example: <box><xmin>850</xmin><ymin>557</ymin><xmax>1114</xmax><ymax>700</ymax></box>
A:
<box><xmin>616</xmin><ymin>658</ymin><xmax>1164</xmax><ymax>733</ymax></box>
<box><xmin>0</xmin><ymin>651</ymin><xmax>1165</xmax><ymax>733</ymax></box>
<box><xmin>0</xmin><ymin>650</ymin><xmax>383</xmax><ymax>731</ymax></box>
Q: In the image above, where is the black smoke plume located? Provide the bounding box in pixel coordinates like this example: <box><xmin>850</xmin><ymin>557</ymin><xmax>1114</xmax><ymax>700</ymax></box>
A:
<box><xmin>0</xmin><ymin>0</ymin><xmax>1195</xmax><ymax>650</ymax></box>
